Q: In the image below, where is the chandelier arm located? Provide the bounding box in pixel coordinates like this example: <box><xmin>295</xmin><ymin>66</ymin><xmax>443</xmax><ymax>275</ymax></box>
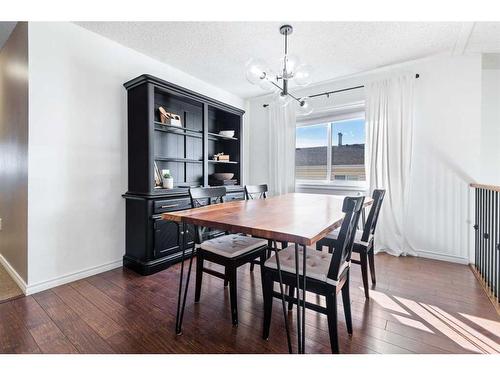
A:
<box><xmin>270</xmin><ymin>81</ymin><xmax>282</xmax><ymax>91</ymax></box>
<box><xmin>287</xmin><ymin>92</ymin><xmax>303</xmax><ymax>104</ymax></box>
<box><xmin>269</xmin><ymin>80</ymin><xmax>302</xmax><ymax>104</ymax></box>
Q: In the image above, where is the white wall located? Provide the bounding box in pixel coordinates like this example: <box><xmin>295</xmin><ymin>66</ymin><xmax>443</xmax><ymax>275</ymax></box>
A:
<box><xmin>247</xmin><ymin>54</ymin><xmax>485</xmax><ymax>264</ymax></box>
<box><xmin>480</xmin><ymin>68</ymin><xmax>500</xmax><ymax>185</ymax></box>
<box><xmin>247</xmin><ymin>95</ymin><xmax>269</xmax><ymax>186</ymax></box>
<box><xmin>407</xmin><ymin>55</ymin><xmax>481</xmax><ymax>263</ymax></box>
<box><xmin>0</xmin><ymin>22</ymin><xmax>28</xmax><ymax>285</ymax></box>
<box><xmin>27</xmin><ymin>22</ymin><xmax>246</xmax><ymax>293</ymax></box>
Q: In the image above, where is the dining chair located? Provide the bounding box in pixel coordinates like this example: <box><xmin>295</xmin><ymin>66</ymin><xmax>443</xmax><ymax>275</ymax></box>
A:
<box><xmin>190</xmin><ymin>186</ymin><xmax>268</xmax><ymax>326</ymax></box>
<box><xmin>315</xmin><ymin>189</ymin><xmax>386</xmax><ymax>298</ymax></box>
<box><xmin>245</xmin><ymin>184</ymin><xmax>288</xmax><ymax>272</ymax></box>
<box><xmin>262</xmin><ymin>195</ymin><xmax>365</xmax><ymax>354</ymax></box>
<box><xmin>245</xmin><ymin>184</ymin><xmax>268</xmax><ymax>200</ymax></box>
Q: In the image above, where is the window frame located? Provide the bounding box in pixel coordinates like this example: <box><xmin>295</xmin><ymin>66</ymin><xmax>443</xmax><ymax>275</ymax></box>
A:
<box><xmin>295</xmin><ymin>105</ymin><xmax>367</xmax><ymax>190</ymax></box>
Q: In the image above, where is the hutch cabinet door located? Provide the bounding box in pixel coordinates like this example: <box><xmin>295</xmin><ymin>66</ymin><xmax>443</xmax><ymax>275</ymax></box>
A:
<box><xmin>153</xmin><ymin>220</ymin><xmax>182</xmax><ymax>258</ymax></box>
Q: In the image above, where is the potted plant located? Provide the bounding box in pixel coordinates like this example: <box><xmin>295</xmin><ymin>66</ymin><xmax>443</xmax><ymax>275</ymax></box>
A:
<box><xmin>162</xmin><ymin>169</ymin><xmax>174</xmax><ymax>189</ymax></box>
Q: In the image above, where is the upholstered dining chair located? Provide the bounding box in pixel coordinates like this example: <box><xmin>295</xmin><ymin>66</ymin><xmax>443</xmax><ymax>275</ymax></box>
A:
<box><xmin>190</xmin><ymin>187</ymin><xmax>268</xmax><ymax>326</ymax></box>
<box><xmin>316</xmin><ymin>189</ymin><xmax>386</xmax><ymax>298</ymax></box>
<box><xmin>245</xmin><ymin>184</ymin><xmax>288</xmax><ymax>272</ymax></box>
<box><xmin>262</xmin><ymin>195</ymin><xmax>365</xmax><ymax>353</ymax></box>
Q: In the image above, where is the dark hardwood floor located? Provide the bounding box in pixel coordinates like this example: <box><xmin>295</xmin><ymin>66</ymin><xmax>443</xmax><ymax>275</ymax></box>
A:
<box><xmin>1</xmin><ymin>253</ymin><xmax>499</xmax><ymax>354</ymax></box>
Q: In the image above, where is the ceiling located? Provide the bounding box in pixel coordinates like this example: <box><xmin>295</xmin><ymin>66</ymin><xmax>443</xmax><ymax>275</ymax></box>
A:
<box><xmin>75</xmin><ymin>22</ymin><xmax>499</xmax><ymax>98</ymax></box>
<box><xmin>0</xmin><ymin>22</ymin><xmax>17</xmax><ymax>50</ymax></box>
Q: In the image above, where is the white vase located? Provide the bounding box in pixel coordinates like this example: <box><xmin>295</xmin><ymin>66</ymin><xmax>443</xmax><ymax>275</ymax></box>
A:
<box><xmin>163</xmin><ymin>177</ymin><xmax>174</xmax><ymax>189</ymax></box>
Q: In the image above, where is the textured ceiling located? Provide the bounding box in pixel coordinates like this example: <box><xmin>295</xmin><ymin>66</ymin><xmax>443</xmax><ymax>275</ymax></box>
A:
<box><xmin>0</xmin><ymin>22</ymin><xmax>17</xmax><ymax>50</ymax></box>
<box><xmin>467</xmin><ymin>22</ymin><xmax>500</xmax><ymax>53</ymax></box>
<box><xmin>77</xmin><ymin>22</ymin><xmax>500</xmax><ymax>98</ymax></box>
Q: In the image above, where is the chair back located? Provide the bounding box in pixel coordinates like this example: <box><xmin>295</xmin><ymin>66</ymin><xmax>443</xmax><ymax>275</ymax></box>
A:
<box><xmin>360</xmin><ymin>189</ymin><xmax>386</xmax><ymax>242</ymax></box>
<box><xmin>327</xmin><ymin>196</ymin><xmax>365</xmax><ymax>282</ymax></box>
<box><xmin>245</xmin><ymin>184</ymin><xmax>268</xmax><ymax>200</ymax></box>
<box><xmin>189</xmin><ymin>187</ymin><xmax>227</xmax><ymax>244</ymax></box>
<box><xmin>189</xmin><ymin>186</ymin><xmax>226</xmax><ymax>208</ymax></box>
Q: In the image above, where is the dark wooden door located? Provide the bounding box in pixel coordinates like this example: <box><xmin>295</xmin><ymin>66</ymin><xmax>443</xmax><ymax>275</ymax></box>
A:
<box><xmin>154</xmin><ymin>219</ymin><xmax>182</xmax><ymax>258</ymax></box>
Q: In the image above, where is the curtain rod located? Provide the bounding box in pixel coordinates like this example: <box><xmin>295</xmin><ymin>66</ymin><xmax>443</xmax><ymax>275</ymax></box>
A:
<box><xmin>262</xmin><ymin>73</ymin><xmax>420</xmax><ymax>108</ymax></box>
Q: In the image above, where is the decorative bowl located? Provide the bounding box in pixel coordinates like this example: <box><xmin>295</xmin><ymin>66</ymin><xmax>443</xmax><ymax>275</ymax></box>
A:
<box><xmin>211</xmin><ymin>173</ymin><xmax>234</xmax><ymax>181</ymax></box>
<box><xmin>219</xmin><ymin>130</ymin><xmax>235</xmax><ymax>138</ymax></box>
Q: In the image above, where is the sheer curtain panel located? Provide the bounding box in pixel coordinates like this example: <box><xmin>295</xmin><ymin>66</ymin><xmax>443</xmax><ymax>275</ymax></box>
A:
<box><xmin>268</xmin><ymin>103</ymin><xmax>296</xmax><ymax>196</ymax></box>
<box><xmin>365</xmin><ymin>74</ymin><xmax>417</xmax><ymax>256</ymax></box>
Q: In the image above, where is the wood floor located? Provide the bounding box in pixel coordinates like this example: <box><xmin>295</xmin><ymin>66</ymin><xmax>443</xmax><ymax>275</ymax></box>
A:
<box><xmin>0</xmin><ymin>253</ymin><xmax>499</xmax><ymax>354</ymax></box>
<box><xmin>0</xmin><ymin>263</ymin><xmax>23</xmax><ymax>303</ymax></box>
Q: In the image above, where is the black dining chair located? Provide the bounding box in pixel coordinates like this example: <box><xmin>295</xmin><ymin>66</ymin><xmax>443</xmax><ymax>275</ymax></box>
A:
<box><xmin>316</xmin><ymin>189</ymin><xmax>386</xmax><ymax>298</ymax></box>
<box><xmin>245</xmin><ymin>184</ymin><xmax>268</xmax><ymax>200</ymax></box>
<box><xmin>262</xmin><ymin>195</ymin><xmax>365</xmax><ymax>354</ymax></box>
<box><xmin>245</xmin><ymin>184</ymin><xmax>288</xmax><ymax>272</ymax></box>
<box><xmin>190</xmin><ymin>187</ymin><xmax>268</xmax><ymax>326</ymax></box>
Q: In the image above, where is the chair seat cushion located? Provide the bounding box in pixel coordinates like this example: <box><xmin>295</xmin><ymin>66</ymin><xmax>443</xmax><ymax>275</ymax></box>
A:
<box><xmin>264</xmin><ymin>246</ymin><xmax>349</xmax><ymax>286</ymax></box>
<box><xmin>200</xmin><ymin>234</ymin><xmax>267</xmax><ymax>258</ymax></box>
<box><xmin>326</xmin><ymin>228</ymin><xmax>372</xmax><ymax>247</ymax></box>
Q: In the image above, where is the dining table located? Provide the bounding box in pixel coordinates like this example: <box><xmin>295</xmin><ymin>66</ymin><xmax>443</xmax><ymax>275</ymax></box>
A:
<box><xmin>162</xmin><ymin>192</ymin><xmax>373</xmax><ymax>354</ymax></box>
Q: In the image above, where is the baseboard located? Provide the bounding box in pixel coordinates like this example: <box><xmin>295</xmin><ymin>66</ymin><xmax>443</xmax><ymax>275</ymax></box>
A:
<box><xmin>376</xmin><ymin>248</ymin><xmax>469</xmax><ymax>264</ymax></box>
<box><xmin>25</xmin><ymin>259</ymin><xmax>123</xmax><ymax>295</ymax></box>
<box><xmin>415</xmin><ymin>249</ymin><xmax>469</xmax><ymax>265</ymax></box>
<box><xmin>0</xmin><ymin>254</ymin><xmax>27</xmax><ymax>294</ymax></box>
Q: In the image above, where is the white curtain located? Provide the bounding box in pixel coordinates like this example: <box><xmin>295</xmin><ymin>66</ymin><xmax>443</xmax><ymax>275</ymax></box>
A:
<box><xmin>268</xmin><ymin>102</ymin><xmax>296</xmax><ymax>196</ymax></box>
<box><xmin>365</xmin><ymin>74</ymin><xmax>417</xmax><ymax>256</ymax></box>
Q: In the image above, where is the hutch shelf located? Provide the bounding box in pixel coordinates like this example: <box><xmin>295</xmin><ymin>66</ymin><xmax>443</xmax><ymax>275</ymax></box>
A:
<box><xmin>123</xmin><ymin>74</ymin><xmax>245</xmax><ymax>275</ymax></box>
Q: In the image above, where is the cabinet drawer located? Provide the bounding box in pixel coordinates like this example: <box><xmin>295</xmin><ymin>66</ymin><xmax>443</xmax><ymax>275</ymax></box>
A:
<box><xmin>225</xmin><ymin>192</ymin><xmax>245</xmax><ymax>202</ymax></box>
<box><xmin>154</xmin><ymin>198</ymin><xmax>191</xmax><ymax>214</ymax></box>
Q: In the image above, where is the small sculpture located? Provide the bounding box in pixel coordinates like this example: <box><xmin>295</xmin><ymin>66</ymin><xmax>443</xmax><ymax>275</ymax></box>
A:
<box><xmin>159</xmin><ymin>107</ymin><xmax>182</xmax><ymax>127</ymax></box>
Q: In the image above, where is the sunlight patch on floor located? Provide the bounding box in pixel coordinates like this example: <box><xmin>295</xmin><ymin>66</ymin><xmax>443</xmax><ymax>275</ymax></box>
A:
<box><xmin>393</xmin><ymin>296</ymin><xmax>484</xmax><ymax>353</ymax></box>
<box><xmin>359</xmin><ymin>288</ymin><xmax>410</xmax><ymax>316</ymax></box>
<box><xmin>460</xmin><ymin>313</ymin><xmax>500</xmax><ymax>340</ymax></box>
<box><xmin>358</xmin><ymin>284</ymin><xmax>500</xmax><ymax>354</ymax></box>
<box><xmin>423</xmin><ymin>304</ymin><xmax>500</xmax><ymax>353</ymax></box>
<box><xmin>392</xmin><ymin>314</ymin><xmax>434</xmax><ymax>334</ymax></box>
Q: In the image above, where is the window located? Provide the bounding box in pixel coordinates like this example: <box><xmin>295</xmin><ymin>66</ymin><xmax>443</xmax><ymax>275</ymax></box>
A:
<box><xmin>295</xmin><ymin>124</ymin><xmax>329</xmax><ymax>180</ymax></box>
<box><xmin>331</xmin><ymin>118</ymin><xmax>366</xmax><ymax>182</ymax></box>
<box><xmin>295</xmin><ymin>113</ymin><xmax>366</xmax><ymax>185</ymax></box>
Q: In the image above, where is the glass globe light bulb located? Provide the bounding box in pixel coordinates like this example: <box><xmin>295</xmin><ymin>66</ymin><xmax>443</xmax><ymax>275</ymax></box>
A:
<box><xmin>245</xmin><ymin>58</ymin><xmax>268</xmax><ymax>85</ymax></box>
<box><xmin>294</xmin><ymin>64</ymin><xmax>313</xmax><ymax>86</ymax></box>
<box><xmin>297</xmin><ymin>97</ymin><xmax>313</xmax><ymax>115</ymax></box>
<box><xmin>258</xmin><ymin>69</ymin><xmax>280</xmax><ymax>92</ymax></box>
<box><xmin>276</xmin><ymin>91</ymin><xmax>292</xmax><ymax>107</ymax></box>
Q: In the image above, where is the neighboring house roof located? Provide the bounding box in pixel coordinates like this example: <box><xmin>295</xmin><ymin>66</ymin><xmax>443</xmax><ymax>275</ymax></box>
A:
<box><xmin>295</xmin><ymin>144</ymin><xmax>365</xmax><ymax>166</ymax></box>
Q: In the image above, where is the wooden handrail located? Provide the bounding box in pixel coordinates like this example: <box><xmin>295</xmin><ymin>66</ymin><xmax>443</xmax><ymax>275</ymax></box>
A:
<box><xmin>470</xmin><ymin>183</ymin><xmax>500</xmax><ymax>192</ymax></box>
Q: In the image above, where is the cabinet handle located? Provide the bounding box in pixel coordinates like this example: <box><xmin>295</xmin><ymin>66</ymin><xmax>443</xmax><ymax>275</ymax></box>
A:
<box><xmin>160</xmin><ymin>204</ymin><xmax>179</xmax><ymax>209</ymax></box>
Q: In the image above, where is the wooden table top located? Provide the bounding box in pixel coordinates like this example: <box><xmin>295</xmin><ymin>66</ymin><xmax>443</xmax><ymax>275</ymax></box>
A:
<box><xmin>162</xmin><ymin>193</ymin><xmax>372</xmax><ymax>246</ymax></box>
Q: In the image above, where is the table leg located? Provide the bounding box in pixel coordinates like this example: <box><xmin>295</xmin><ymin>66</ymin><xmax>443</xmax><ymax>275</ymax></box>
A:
<box><xmin>294</xmin><ymin>243</ymin><xmax>302</xmax><ymax>353</ymax></box>
<box><xmin>175</xmin><ymin>224</ymin><xmax>195</xmax><ymax>335</ymax></box>
<box><xmin>301</xmin><ymin>244</ymin><xmax>307</xmax><ymax>353</ymax></box>
<box><xmin>270</xmin><ymin>240</ymin><xmax>293</xmax><ymax>353</ymax></box>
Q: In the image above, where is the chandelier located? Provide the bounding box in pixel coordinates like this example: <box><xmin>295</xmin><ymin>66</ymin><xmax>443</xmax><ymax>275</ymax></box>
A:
<box><xmin>245</xmin><ymin>24</ymin><xmax>313</xmax><ymax>115</ymax></box>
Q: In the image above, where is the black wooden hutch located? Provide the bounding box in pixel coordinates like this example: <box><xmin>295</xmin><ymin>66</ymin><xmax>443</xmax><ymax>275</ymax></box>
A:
<box><xmin>123</xmin><ymin>74</ymin><xmax>245</xmax><ymax>275</ymax></box>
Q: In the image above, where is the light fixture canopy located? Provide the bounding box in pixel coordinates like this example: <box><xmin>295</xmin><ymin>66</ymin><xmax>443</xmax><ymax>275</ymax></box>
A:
<box><xmin>245</xmin><ymin>24</ymin><xmax>313</xmax><ymax>114</ymax></box>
